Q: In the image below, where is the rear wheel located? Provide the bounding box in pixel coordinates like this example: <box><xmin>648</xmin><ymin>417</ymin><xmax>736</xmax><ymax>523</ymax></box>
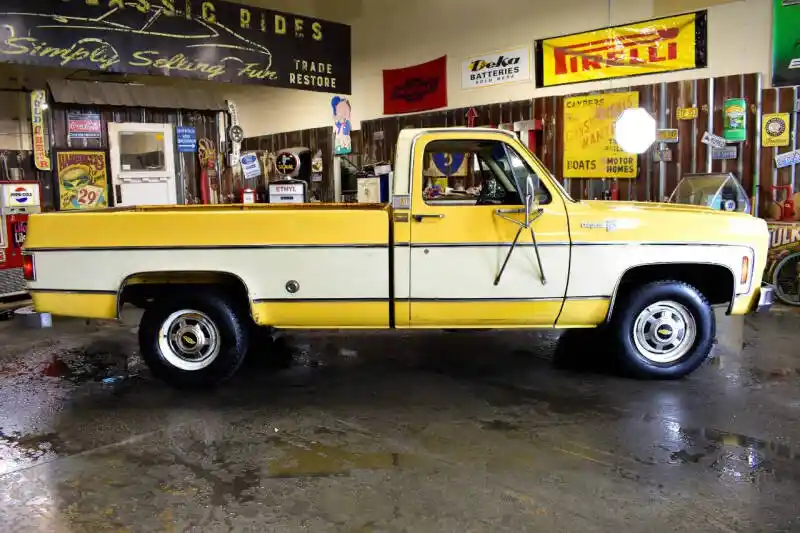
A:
<box><xmin>610</xmin><ymin>280</ymin><xmax>715</xmax><ymax>379</ymax></box>
<box><xmin>139</xmin><ymin>291</ymin><xmax>249</xmax><ymax>388</ymax></box>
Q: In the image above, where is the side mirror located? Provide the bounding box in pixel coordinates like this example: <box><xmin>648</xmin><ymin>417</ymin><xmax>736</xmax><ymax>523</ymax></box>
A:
<box><xmin>525</xmin><ymin>175</ymin><xmax>538</xmax><ymax>224</ymax></box>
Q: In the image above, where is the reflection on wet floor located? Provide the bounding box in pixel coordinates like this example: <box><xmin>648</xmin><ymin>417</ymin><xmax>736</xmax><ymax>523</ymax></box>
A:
<box><xmin>0</xmin><ymin>313</ymin><xmax>799</xmax><ymax>530</ymax></box>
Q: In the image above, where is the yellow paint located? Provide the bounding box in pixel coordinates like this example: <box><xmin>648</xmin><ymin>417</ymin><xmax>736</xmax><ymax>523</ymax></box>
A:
<box><xmin>409</xmin><ymin>300</ymin><xmax>564</xmax><ymax>328</ymax></box>
<box><xmin>538</xmin><ymin>12</ymin><xmax>702</xmax><ymax>87</ymax></box>
<box><xmin>25</xmin><ymin>204</ymin><xmax>391</xmax><ymax>249</ymax></box>
<box><xmin>730</xmin><ymin>291</ymin><xmax>758</xmax><ymax>316</ymax></box>
<box><xmin>567</xmin><ymin>200</ymin><xmax>770</xmax><ymax>248</ymax></box>
<box><xmin>251</xmin><ymin>301</ymin><xmax>390</xmax><ymax>328</ymax></box>
<box><xmin>563</xmin><ymin>92</ymin><xmax>639</xmax><ymax>179</ymax></box>
<box><xmin>556</xmin><ymin>298</ymin><xmax>610</xmax><ymax>327</ymax></box>
<box><xmin>30</xmin><ymin>292</ymin><xmax>117</xmax><ymax>319</ymax></box>
<box><xmin>394</xmin><ymin>301</ymin><xmax>410</xmax><ymax>328</ymax></box>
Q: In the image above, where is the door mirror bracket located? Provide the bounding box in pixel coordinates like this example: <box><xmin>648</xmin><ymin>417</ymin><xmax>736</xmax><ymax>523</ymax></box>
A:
<box><xmin>492</xmin><ymin>175</ymin><xmax>547</xmax><ymax>287</ymax></box>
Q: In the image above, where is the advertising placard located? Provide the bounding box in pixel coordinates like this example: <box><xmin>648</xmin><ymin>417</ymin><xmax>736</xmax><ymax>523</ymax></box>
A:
<box><xmin>55</xmin><ymin>150</ymin><xmax>110</xmax><ymax>210</ymax></box>
<box><xmin>0</xmin><ymin>1</ymin><xmax>351</xmax><ymax>93</ymax></box>
<box><xmin>762</xmin><ymin>113</ymin><xmax>791</xmax><ymax>147</ymax></box>
<box><xmin>461</xmin><ymin>46</ymin><xmax>531</xmax><ymax>89</ymax></box>
<box><xmin>562</xmin><ymin>91</ymin><xmax>639</xmax><ymax>179</ymax></box>
<box><xmin>722</xmin><ymin>98</ymin><xmax>747</xmax><ymax>142</ymax></box>
<box><xmin>1</xmin><ymin>183</ymin><xmax>39</xmax><ymax>208</ymax></box>
<box><xmin>240</xmin><ymin>153</ymin><xmax>262</xmax><ymax>180</ymax></box>
<box><xmin>383</xmin><ymin>56</ymin><xmax>447</xmax><ymax>115</ymax></box>
<box><xmin>332</xmin><ymin>96</ymin><xmax>352</xmax><ymax>155</ymax></box>
<box><xmin>535</xmin><ymin>11</ymin><xmax>707</xmax><ymax>88</ymax></box>
<box><xmin>30</xmin><ymin>90</ymin><xmax>50</xmax><ymax>171</ymax></box>
<box><xmin>176</xmin><ymin>126</ymin><xmax>197</xmax><ymax>153</ymax></box>
<box><xmin>772</xmin><ymin>0</ymin><xmax>800</xmax><ymax>86</ymax></box>
<box><xmin>67</xmin><ymin>112</ymin><xmax>102</xmax><ymax>140</ymax></box>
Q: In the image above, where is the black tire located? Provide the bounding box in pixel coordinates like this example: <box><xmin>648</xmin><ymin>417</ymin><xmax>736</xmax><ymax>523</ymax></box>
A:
<box><xmin>139</xmin><ymin>290</ymin><xmax>249</xmax><ymax>389</ymax></box>
<box><xmin>609</xmin><ymin>280</ymin><xmax>715</xmax><ymax>379</ymax></box>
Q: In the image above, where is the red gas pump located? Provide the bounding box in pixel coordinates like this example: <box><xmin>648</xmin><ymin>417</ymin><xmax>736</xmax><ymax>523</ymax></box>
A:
<box><xmin>0</xmin><ymin>181</ymin><xmax>41</xmax><ymax>298</ymax></box>
<box><xmin>771</xmin><ymin>185</ymin><xmax>795</xmax><ymax>221</ymax></box>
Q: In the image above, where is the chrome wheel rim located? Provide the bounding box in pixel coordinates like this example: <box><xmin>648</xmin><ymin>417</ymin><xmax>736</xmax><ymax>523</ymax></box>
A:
<box><xmin>157</xmin><ymin>309</ymin><xmax>221</xmax><ymax>371</ymax></box>
<box><xmin>632</xmin><ymin>300</ymin><xmax>697</xmax><ymax>364</ymax></box>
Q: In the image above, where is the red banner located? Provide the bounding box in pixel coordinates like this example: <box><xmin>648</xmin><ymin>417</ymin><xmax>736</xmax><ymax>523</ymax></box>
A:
<box><xmin>383</xmin><ymin>56</ymin><xmax>447</xmax><ymax>115</ymax></box>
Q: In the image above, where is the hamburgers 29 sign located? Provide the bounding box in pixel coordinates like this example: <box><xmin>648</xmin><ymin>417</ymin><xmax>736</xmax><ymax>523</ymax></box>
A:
<box><xmin>461</xmin><ymin>46</ymin><xmax>531</xmax><ymax>89</ymax></box>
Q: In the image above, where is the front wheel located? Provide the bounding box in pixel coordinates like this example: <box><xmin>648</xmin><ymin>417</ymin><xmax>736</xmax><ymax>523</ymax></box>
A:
<box><xmin>610</xmin><ymin>280</ymin><xmax>715</xmax><ymax>379</ymax></box>
<box><xmin>139</xmin><ymin>291</ymin><xmax>250</xmax><ymax>389</ymax></box>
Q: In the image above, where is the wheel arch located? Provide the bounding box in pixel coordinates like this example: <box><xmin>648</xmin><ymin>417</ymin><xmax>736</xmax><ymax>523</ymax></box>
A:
<box><xmin>604</xmin><ymin>262</ymin><xmax>736</xmax><ymax>323</ymax></box>
<box><xmin>116</xmin><ymin>270</ymin><xmax>254</xmax><ymax>320</ymax></box>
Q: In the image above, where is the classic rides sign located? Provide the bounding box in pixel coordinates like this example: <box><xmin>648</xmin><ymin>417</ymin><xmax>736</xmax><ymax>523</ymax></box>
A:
<box><xmin>461</xmin><ymin>46</ymin><xmax>531</xmax><ymax>89</ymax></box>
<box><xmin>0</xmin><ymin>0</ymin><xmax>351</xmax><ymax>93</ymax></box>
<box><xmin>535</xmin><ymin>11</ymin><xmax>707</xmax><ymax>88</ymax></box>
<box><xmin>563</xmin><ymin>92</ymin><xmax>639</xmax><ymax>179</ymax></box>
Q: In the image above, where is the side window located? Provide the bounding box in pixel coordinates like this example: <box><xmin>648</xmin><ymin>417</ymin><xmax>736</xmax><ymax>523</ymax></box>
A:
<box><xmin>421</xmin><ymin>139</ymin><xmax>551</xmax><ymax>206</ymax></box>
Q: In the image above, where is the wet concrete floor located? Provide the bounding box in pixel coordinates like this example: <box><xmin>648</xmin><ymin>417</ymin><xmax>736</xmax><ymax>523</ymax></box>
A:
<box><xmin>0</xmin><ymin>307</ymin><xmax>799</xmax><ymax>532</ymax></box>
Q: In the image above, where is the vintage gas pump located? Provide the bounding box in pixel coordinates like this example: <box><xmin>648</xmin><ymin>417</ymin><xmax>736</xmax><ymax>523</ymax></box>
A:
<box><xmin>268</xmin><ymin>148</ymin><xmax>309</xmax><ymax>204</ymax></box>
<box><xmin>0</xmin><ymin>181</ymin><xmax>41</xmax><ymax>298</ymax></box>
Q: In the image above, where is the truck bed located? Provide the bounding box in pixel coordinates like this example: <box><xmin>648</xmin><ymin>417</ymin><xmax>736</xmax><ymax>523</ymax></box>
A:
<box><xmin>24</xmin><ymin>205</ymin><xmax>393</xmax><ymax>328</ymax></box>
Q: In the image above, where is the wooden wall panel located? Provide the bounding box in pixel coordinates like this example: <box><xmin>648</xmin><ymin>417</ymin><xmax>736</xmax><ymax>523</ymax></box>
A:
<box><xmin>351</xmin><ymin>73</ymin><xmax>773</xmax><ymax>208</ymax></box>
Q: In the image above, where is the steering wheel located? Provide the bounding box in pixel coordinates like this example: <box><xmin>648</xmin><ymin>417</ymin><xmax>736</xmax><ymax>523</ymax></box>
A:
<box><xmin>476</xmin><ymin>179</ymin><xmax>506</xmax><ymax>205</ymax></box>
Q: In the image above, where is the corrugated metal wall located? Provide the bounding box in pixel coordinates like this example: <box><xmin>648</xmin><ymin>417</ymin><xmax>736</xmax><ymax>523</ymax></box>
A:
<box><xmin>359</xmin><ymin>72</ymin><xmax>767</xmax><ymax>207</ymax></box>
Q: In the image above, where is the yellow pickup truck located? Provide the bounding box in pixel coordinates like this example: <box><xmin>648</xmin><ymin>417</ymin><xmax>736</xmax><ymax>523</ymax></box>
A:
<box><xmin>23</xmin><ymin>128</ymin><xmax>774</xmax><ymax>388</ymax></box>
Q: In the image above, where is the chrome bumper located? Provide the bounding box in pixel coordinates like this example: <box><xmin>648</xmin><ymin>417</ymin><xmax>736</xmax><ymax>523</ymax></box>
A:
<box><xmin>753</xmin><ymin>283</ymin><xmax>776</xmax><ymax>313</ymax></box>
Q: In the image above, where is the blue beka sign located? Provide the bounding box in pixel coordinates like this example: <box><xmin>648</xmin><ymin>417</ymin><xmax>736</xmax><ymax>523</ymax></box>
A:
<box><xmin>176</xmin><ymin>127</ymin><xmax>197</xmax><ymax>153</ymax></box>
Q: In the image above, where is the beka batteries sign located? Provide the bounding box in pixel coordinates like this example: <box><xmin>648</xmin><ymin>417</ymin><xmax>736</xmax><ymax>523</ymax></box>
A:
<box><xmin>461</xmin><ymin>46</ymin><xmax>531</xmax><ymax>89</ymax></box>
<box><xmin>0</xmin><ymin>0</ymin><xmax>351</xmax><ymax>93</ymax></box>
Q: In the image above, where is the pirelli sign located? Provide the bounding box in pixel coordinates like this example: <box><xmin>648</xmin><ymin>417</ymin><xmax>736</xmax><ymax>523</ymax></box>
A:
<box><xmin>535</xmin><ymin>11</ymin><xmax>707</xmax><ymax>88</ymax></box>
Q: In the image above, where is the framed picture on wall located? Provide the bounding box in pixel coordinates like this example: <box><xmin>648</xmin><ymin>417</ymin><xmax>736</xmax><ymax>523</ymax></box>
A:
<box><xmin>53</xmin><ymin>149</ymin><xmax>111</xmax><ymax>211</ymax></box>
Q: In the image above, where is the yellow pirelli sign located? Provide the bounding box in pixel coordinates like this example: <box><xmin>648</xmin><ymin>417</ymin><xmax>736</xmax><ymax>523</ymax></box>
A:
<box><xmin>535</xmin><ymin>11</ymin><xmax>707</xmax><ymax>87</ymax></box>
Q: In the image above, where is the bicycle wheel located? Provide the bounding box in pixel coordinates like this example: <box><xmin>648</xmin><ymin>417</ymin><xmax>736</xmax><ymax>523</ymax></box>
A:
<box><xmin>772</xmin><ymin>251</ymin><xmax>800</xmax><ymax>306</ymax></box>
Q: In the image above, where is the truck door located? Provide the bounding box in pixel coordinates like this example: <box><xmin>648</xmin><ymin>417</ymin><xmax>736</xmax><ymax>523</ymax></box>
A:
<box><xmin>407</xmin><ymin>131</ymin><xmax>570</xmax><ymax>327</ymax></box>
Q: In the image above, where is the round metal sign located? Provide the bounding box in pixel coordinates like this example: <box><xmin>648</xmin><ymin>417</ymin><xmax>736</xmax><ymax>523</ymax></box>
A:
<box><xmin>229</xmin><ymin>125</ymin><xmax>244</xmax><ymax>143</ymax></box>
<box><xmin>276</xmin><ymin>151</ymin><xmax>300</xmax><ymax>175</ymax></box>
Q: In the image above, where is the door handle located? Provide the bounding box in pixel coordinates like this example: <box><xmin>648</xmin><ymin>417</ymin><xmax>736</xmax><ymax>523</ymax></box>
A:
<box><xmin>413</xmin><ymin>213</ymin><xmax>445</xmax><ymax>222</ymax></box>
<box><xmin>115</xmin><ymin>185</ymin><xmax>122</xmax><ymax>205</ymax></box>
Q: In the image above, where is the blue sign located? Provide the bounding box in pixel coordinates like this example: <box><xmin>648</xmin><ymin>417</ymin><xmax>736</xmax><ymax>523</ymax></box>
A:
<box><xmin>176</xmin><ymin>126</ymin><xmax>197</xmax><ymax>153</ymax></box>
<box><xmin>432</xmin><ymin>152</ymin><xmax>466</xmax><ymax>175</ymax></box>
<box><xmin>240</xmin><ymin>152</ymin><xmax>261</xmax><ymax>179</ymax></box>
